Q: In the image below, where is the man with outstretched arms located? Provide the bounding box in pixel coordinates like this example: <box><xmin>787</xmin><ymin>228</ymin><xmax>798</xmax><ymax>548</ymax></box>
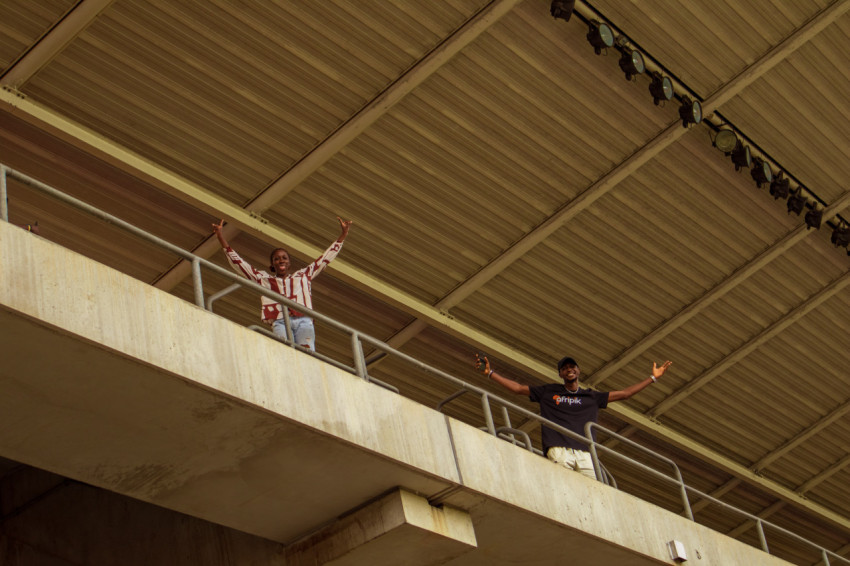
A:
<box><xmin>476</xmin><ymin>354</ymin><xmax>671</xmax><ymax>479</ymax></box>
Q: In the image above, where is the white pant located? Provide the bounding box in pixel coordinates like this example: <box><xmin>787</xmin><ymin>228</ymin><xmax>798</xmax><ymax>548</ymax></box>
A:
<box><xmin>547</xmin><ymin>447</ymin><xmax>596</xmax><ymax>479</ymax></box>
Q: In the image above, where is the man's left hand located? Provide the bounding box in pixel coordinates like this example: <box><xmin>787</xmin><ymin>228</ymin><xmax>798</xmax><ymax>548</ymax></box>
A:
<box><xmin>652</xmin><ymin>360</ymin><xmax>672</xmax><ymax>380</ymax></box>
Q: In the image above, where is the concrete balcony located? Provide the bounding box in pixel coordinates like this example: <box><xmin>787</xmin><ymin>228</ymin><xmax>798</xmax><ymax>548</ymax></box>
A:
<box><xmin>0</xmin><ymin>220</ymin><xmax>791</xmax><ymax>565</ymax></box>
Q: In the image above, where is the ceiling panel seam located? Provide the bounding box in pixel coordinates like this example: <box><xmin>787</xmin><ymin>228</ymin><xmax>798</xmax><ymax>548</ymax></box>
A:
<box><xmin>0</xmin><ymin>0</ymin><xmax>116</xmax><ymax>88</ymax></box>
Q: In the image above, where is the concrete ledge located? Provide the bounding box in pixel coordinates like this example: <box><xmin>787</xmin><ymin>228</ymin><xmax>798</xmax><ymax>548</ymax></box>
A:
<box><xmin>0</xmin><ymin>222</ymin><xmax>459</xmax><ymax>542</ymax></box>
<box><xmin>0</xmin><ymin>222</ymin><xmax>795</xmax><ymax>565</ymax></box>
<box><xmin>285</xmin><ymin>488</ymin><xmax>476</xmax><ymax>566</ymax></box>
<box><xmin>447</xmin><ymin>420</ymin><xmax>790</xmax><ymax>566</ymax></box>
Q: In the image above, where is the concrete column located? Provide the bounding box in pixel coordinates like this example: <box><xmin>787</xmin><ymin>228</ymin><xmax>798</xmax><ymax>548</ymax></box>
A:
<box><xmin>284</xmin><ymin>488</ymin><xmax>476</xmax><ymax>566</ymax></box>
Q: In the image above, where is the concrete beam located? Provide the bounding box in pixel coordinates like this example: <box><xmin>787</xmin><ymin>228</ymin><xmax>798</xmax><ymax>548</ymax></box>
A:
<box><xmin>723</xmin><ymin>454</ymin><xmax>850</xmax><ymax>542</ymax></box>
<box><xmin>648</xmin><ymin>271</ymin><xmax>850</xmax><ymax>417</ymax></box>
<box><xmin>246</xmin><ymin>0</ymin><xmax>523</xmax><ymax>213</ymax></box>
<box><xmin>586</xmin><ymin>191</ymin><xmax>850</xmax><ymax>389</ymax></box>
<box><xmin>284</xmin><ymin>489</ymin><xmax>476</xmax><ymax>566</ymax></box>
<box><xmin>0</xmin><ymin>0</ymin><xmax>116</xmax><ymax>88</ymax></box>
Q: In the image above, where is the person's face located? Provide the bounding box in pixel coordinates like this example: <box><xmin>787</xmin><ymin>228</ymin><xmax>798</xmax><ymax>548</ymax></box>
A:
<box><xmin>270</xmin><ymin>249</ymin><xmax>290</xmax><ymax>275</ymax></box>
<box><xmin>559</xmin><ymin>363</ymin><xmax>580</xmax><ymax>384</ymax></box>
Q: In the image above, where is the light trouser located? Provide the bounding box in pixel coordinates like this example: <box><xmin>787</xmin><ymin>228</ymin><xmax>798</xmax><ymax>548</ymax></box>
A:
<box><xmin>546</xmin><ymin>446</ymin><xmax>596</xmax><ymax>479</ymax></box>
<box><xmin>272</xmin><ymin>316</ymin><xmax>316</xmax><ymax>352</ymax></box>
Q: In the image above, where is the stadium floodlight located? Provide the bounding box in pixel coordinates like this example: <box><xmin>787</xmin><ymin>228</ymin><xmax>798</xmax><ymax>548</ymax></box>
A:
<box><xmin>751</xmin><ymin>158</ymin><xmax>772</xmax><ymax>187</ymax></box>
<box><xmin>769</xmin><ymin>173</ymin><xmax>790</xmax><ymax>200</ymax></box>
<box><xmin>713</xmin><ymin>130</ymin><xmax>737</xmax><ymax>153</ymax></box>
<box><xmin>787</xmin><ymin>188</ymin><xmax>806</xmax><ymax>215</ymax></box>
<box><xmin>731</xmin><ymin>142</ymin><xmax>751</xmax><ymax>171</ymax></box>
<box><xmin>550</xmin><ymin>0</ymin><xmax>576</xmax><ymax>21</ymax></box>
<box><xmin>831</xmin><ymin>221</ymin><xmax>850</xmax><ymax>248</ymax></box>
<box><xmin>649</xmin><ymin>72</ymin><xmax>673</xmax><ymax>105</ymax></box>
<box><xmin>678</xmin><ymin>97</ymin><xmax>702</xmax><ymax>128</ymax></box>
<box><xmin>618</xmin><ymin>49</ymin><xmax>645</xmax><ymax>80</ymax></box>
<box><xmin>804</xmin><ymin>203</ymin><xmax>823</xmax><ymax>230</ymax></box>
<box><xmin>587</xmin><ymin>21</ymin><xmax>614</xmax><ymax>54</ymax></box>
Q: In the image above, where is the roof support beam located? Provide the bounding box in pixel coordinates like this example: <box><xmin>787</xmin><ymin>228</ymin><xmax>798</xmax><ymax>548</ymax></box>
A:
<box><xmin>244</xmin><ymin>0</ymin><xmax>524</xmax><ymax>212</ymax></box>
<box><xmin>356</xmin><ymin>0</ymin><xmax>850</xmax><ymax>368</ymax></box>
<box><xmin>724</xmin><ymin>454</ymin><xmax>850</xmax><ymax>540</ymax></box>
<box><xmin>0</xmin><ymin>0</ymin><xmax>116</xmax><ymax>88</ymax></box>
<box><xmin>587</xmin><ymin>189</ymin><xmax>850</xmax><ymax>388</ymax></box>
<box><xmin>647</xmin><ymin>271</ymin><xmax>850</xmax><ymax>416</ymax></box>
<box><xmin>149</xmin><ymin>0</ymin><xmax>522</xmax><ymax>291</ymax></box>
<box><xmin>449</xmin><ymin>0</ymin><xmax>850</xmax><ymax>310</ymax></box>
<box><xmin>691</xmin><ymin>397</ymin><xmax>850</xmax><ymax>517</ymax></box>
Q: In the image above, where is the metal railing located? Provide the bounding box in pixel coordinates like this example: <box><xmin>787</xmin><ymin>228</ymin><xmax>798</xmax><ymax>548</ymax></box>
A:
<box><xmin>1</xmin><ymin>163</ymin><xmax>846</xmax><ymax>566</ymax></box>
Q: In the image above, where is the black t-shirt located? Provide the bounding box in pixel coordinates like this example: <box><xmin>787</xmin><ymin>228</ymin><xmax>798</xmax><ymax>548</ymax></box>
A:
<box><xmin>528</xmin><ymin>384</ymin><xmax>609</xmax><ymax>453</ymax></box>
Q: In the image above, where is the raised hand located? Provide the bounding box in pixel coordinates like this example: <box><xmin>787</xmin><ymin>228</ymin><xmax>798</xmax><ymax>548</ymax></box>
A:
<box><xmin>337</xmin><ymin>216</ymin><xmax>353</xmax><ymax>240</ymax></box>
<box><xmin>652</xmin><ymin>360</ymin><xmax>672</xmax><ymax>380</ymax></box>
<box><xmin>474</xmin><ymin>353</ymin><xmax>491</xmax><ymax>375</ymax></box>
<box><xmin>212</xmin><ymin>218</ymin><xmax>228</xmax><ymax>248</ymax></box>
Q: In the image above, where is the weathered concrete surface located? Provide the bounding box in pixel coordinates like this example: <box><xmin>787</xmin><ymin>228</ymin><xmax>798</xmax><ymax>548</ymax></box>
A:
<box><xmin>444</xmin><ymin>421</ymin><xmax>787</xmax><ymax>566</ymax></box>
<box><xmin>0</xmin><ymin>221</ymin><xmax>458</xmax><ymax>543</ymax></box>
<box><xmin>0</xmin><ymin>221</ymin><xmax>794</xmax><ymax>565</ymax></box>
<box><xmin>285</xmin><ymin>488</ymin><xmax>476</xmax><ymax>566</ymax></box>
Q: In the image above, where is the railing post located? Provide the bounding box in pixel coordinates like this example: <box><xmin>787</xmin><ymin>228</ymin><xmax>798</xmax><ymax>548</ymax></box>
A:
<box><xmin>500</xmin><ymin>406</ymin><xmax>517</xmax><ymax>445</ymax></box>
<box><xmin>1</xmin><ymin>165</ymin><xmax>8</xmax><ymax>222</ymax></box>
<box><xmin>756</xmin><ymin>520</ymin><xmax>769</xmax><ymax>554</ymax></box>
<box><xmin>672</xmin><ymin>464</ymin><xmax>694</xmax><ymax>521</ymax></box>
<box><xmin>821</xmin><ymin>548</ymin><xmax>830</xmax><ymax>566</ymax></box>
<box><xmin>584</xmin><ymin>422</ymin><xmax>605</xmax><ymax>483</ymax></box>
<box><xmin>206</xmin><ymin>282</ymin><xmax>242</xmax><ymax>312</ymax></box>
<box><xmin>351</xmin><ymin>332</ymin><xmax>368</xmax><ymax>381</ymax></box>
<box><xmin>191</xmin><ymin>258</ymin><xmax>204</xmax><ymax>308</ymax></box>
<box><xmin>588</xmin><ymin>441</ymin><xmax>604</xmax><ymax>482</ymax></box>
<box><xmin>282</xmin><ymin>309</ymin><xmax>294</xmax><ymax>343</ymax></box>
<box><xmin>481</xmin><ymin>393</ymin><xmax>496</xmax><ymax>436</ymax></box>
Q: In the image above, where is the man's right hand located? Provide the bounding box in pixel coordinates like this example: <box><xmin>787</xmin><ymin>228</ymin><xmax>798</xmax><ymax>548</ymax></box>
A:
<box><xmin>212</xmin><ymin>219</ymin><xmax>228</xmax><ymax>248</ymax></box>
<box><xmin>474</xmin><ymin>353</ymin><xmax>491</xmax><ymax>375</ymax></box>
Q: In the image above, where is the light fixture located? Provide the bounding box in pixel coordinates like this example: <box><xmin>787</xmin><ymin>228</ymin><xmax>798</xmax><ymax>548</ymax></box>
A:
<box><xmin>618</xmin><ymin>49</ymin><xmax>645</xmax><ymax>80</ymax></box>
<box><xmin>730</xmin><ymin>142</ymin><xmax>751</xmax><ymax>171</ymax></box>
<box><xmin>586</xmin><ymin>21</ymin><xmax>614</xmax><ymax>54</ymax></box>
<box><xmin>831</xmin><ymin>221</ymin><xmax>850</xmax><ymax>247</ymax></box>
<box><xmin>750</xmin><ymin>158</ymin><xmax>772</xmax><ymax>187</ymax></box>
<box><xmin>804</xmin><ymin>202</ymin><xmax>823</xmax><ymax>230</ymax></box>
<box><xmin>678</xmin><ymin>97</ymin><xmax>702</xmax><ymax>128</ymax></box>
<box><xmin>769</xmin><ymin>173</ymin><xmax>790</xmax><ymax>200</ymax></box>
<box><xmin>713</xmin><ymin>129</ymin><xmax>737</xmax><ymax>153</ymax></box>
<box><xmin>787</xmin><ymin>188</ymin><xmax>806</xmax><ymax>215</ymax></box>
<box><xmin>649</xmin><ymin>72</ymin><xmax>673</xmax><ymax>105</ymax></box>
<box><xmin>550</xmin><ymin>0</ymin><xmax>576</xmax><ymax>21</ymax></box>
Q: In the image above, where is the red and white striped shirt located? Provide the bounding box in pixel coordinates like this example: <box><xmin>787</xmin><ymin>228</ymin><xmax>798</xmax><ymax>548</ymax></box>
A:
<box><xmin>223</xmin><ymin>240</ymin><xmax>344</xmax><ymax>322</ymax></box>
